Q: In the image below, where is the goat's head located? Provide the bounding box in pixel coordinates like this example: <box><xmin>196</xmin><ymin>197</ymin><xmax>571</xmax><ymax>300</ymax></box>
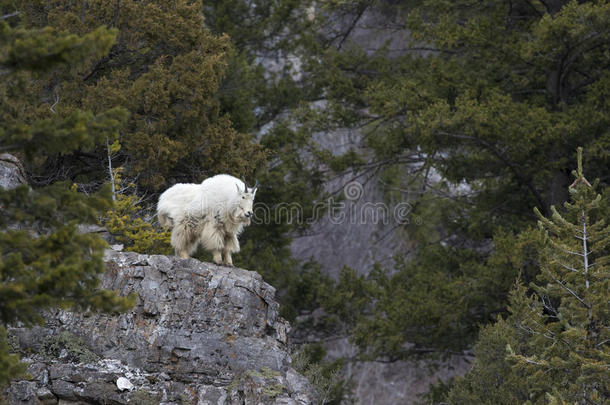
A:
<box><xmin>234</xmin><ymin>179</ymin><xmax>258</xmax><ymax>223</ymax></box>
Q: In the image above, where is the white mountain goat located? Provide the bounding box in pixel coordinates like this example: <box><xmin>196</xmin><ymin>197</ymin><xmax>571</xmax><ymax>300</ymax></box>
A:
<box><xmin>157</xmin><ymin>183</ymin><xmax>202</xmax><ymax>228</ymax></box>
<box><xmin>157</xmin><ymin>174</ymin><xmax>257</xmax><ymax>266</ymax></box>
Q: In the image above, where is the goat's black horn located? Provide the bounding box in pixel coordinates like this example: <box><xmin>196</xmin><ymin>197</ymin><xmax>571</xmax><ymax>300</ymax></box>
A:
<box><xmin>241</xmin><ymin>177</ymin><xmax>248</xmax><ymax>192</ymax></box>
<box><xmin>253</xmin><ymin>179</ymin><xmax>259</xmax><ymax>190</ymax></box>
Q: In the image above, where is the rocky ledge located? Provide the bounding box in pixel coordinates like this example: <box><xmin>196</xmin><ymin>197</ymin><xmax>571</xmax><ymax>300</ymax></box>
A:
<box><xmin>4</xmin><ymin>250</ymin><xmax>314</xmax><ymax>404</ymax></box>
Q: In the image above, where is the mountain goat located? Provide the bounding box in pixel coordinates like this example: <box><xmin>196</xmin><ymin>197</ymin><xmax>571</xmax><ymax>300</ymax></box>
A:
<box><xmin>157</xmin><ymin>183</ymin><xmax>202</xmax><ymax>228</ymax></box>
<box><xmin>157</xmin><ymin>174</ymin><xmax>257</xmax><ymax>266</ymax></box>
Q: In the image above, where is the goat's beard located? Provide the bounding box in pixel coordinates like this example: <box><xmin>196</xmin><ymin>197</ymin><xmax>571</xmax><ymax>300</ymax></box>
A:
<box><xmin>229</xmin><ymin>212</ymin><xmax>251</xmax><ymax>225</ymax></box>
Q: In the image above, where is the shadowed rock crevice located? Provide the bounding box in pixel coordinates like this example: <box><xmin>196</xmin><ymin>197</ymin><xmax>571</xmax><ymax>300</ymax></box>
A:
<box><xmin>4</xmin><ymin>250</ymin><xmax>314</xmax><ymax>404</ymax></box>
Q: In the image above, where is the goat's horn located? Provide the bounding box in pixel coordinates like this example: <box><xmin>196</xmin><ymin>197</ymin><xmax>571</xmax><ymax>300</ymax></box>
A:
<box><xmin>241</xmin><ymin>177</ymin><xmax>248</xmax><ymax>192</ymax></box>
<box><xmin>253</xmin><ymin>179</ymin><xmax>259</xmax><ymax>190</ymax></box>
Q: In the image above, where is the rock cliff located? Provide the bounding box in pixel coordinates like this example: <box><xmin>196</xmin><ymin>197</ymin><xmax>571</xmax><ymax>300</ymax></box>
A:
<box><xmin>4</xmin><ymin>250</ymin><xmax>314</xmax><ymax>405</ymax></box>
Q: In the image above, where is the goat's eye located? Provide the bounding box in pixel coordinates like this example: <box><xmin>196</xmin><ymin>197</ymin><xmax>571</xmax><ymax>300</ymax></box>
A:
<box><xmin>242</xmin><ymin>196</ymin><xmax>245</xmax><ymax>199</ymax></box>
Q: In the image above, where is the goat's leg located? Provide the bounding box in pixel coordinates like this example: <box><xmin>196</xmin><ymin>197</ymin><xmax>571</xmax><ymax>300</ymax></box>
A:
<box><xmin>201</xmin><ymin>221</ymin><xmax>226</xmax><ymax>265</ymax></box>
<box><xmin>222</xmin><ymin>234</ymin><xmax>239</xmax><ymax>266</ymax></box>
<box><xmin>212</xmin><ymin>250</ymin><xmax>222</xmax><ymax>265</ymax></box>
<box><xmin>222</xmin><ymin>250</ymin><xmax>233</xmax><ymax>266</ymax></box>
<box><xmin>172</xmin><ymin>217</ymin><xmax>200</xmax><ymax>259</ymax></box>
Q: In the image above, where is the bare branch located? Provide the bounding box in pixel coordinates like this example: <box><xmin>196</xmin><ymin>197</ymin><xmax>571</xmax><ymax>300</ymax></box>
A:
<box><xmin>557</xmin><ymin>261</ymin><xmax>581</xmax><ymax>273</ymax></box>
<box><xmin>596</xmin><ymin>339</ymin><xmax>609</xmax><ymax>348</ymax></box>
<box><xmin>0</xmin><ymin>11</ymin><xmax>20</xmax><ymax>20</ymax></box>
<box><xmin>544</xmin><ymin>266</ymin><xmax>590</xmax><ymax>309</ymax></box>
<box><xmin>50</xmin><ymin>92</ymin><xmax>60</xmax><ymax>114</ymax></box>
<box><xmin>581</xmin><ymin>209</ymin><xmax>590</xmax><ymax>289</ymax></box>
<box><xmin>336</xmin><ymin>3</ymin><xmax>370</xmax><ymax>50</ymax></box>
<box><xmin>549</xmin><ymin>238</ymin><xmax>586</xmax><ymax>257</ymax></box>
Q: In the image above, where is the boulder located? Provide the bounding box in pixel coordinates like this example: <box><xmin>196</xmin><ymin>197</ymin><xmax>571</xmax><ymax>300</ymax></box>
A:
<box><xmin>0</xmin><ymin>153</ymin><xmax>26</xmax><ymax>189</ymax></box>
<box><xmin>5</xmin><ymin>251</ymin><xmax>315</xmax><ymax>404</ymax></box>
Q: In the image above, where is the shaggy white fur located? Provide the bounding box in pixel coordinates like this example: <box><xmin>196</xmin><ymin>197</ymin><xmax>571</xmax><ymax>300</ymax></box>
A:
<box><xmin>157</xmin><ymin>183</ymin><xmax>202</xmax><ymax>228</ymax></box>
<box><xmin>157</xmin><ymin>174</ymin><xmax>257</xmax><ymax>266</ymax></box>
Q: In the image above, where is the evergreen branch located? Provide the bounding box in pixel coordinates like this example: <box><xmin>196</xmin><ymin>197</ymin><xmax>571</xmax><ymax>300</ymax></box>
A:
<box><xmin>523</xmin><ymin>357</ymin><xmax>545</xmax><ymax>366</ymax></box>
<box><xmin>544</xmin><ymin>266</ymin><xmax>590</xmax><ymax>309</ymax></box>
<box><xmin>548</xmin><ymin>238</ymin><xmax>586</xmax><ymax>257</ymax></box>
<box><xmin>336</xmin><ymin>2</ymin><xmax>370</xmax><ymax>50</ymax></box>
<box><xmin>518</xmin><ymin>316</ymin><xmax>574</xmax><ymax>349</ymax></box>
<box><xmin>435</xmin><ymin>130</ymin><xmax>547</xmax><ymax>213</ymax></box>
<box><xmin>516</xmin><ymin>323</ymin><xmax>556</xmax><ymax>342</ymax></box>
<box><xmin>556</xmin><ymin>261</ymin><xmax>581</xmax><ymax>273</ymax></box>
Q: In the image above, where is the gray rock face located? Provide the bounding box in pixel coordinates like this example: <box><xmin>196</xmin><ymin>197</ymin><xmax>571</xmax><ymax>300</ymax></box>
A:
<box><xmin>5</xmin><ymin>250</ymin><xmax>314</xmax><ymax>405</ymax></box>
<box><xmin>325</xmin><ymin>338</ymin><xmax>471</xmax><ymax>404</ymax></box>
<box><xmin>290</xmin><ymin>169</ymin><xmax>408</xmax><ymax>278</ymax></box>
<box><xmin>0</xmin><ymin>153</ymin><xmax>26</xmax><ymax>189</ymax></box>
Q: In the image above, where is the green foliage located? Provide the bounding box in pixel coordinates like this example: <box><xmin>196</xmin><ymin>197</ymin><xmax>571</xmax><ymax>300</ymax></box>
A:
<box><xmin>304</xmin><ymin>0</ymin><xmax>610</xmax><ymax>361</ymax></box>
<box><xmin>228</xmin><ymin>367</ymin><xmax>287</xmax><ymax>402</ymax></box>
<box><xmin>103</xmin><ymin>170</ymin><xmax>172</xmax><ymax>255</ymax></box>
<box><xmin>245</xmin><ymin>367</ymin><xmax>286</xmax><ymax>398</ymax></box>
<box><xmin>292</xmin><ymin>343</ymin><xmax>352</xmax><ymax>405</ymax></box>
<box><xmin>445</xmin><ymin>312</ymin><xmax>530</xmax><ymax>404</ymax></box>
<box><xmin>203</xmin><ymin>0</ymin><xmax>317</xmax><ymax>129</ymax></box>
<box><xmin>0</xmin><ymin>327</ymin><xmax>27</xmax><ymax>389</ymax></box>
<box><xmin>0</xmin><ymin>12</ymin><xmax>135</xmax><ymax>387</ymax></box>
<box><xmin>0</xmin><ymin>22</ymin><xmax>128</xmax><ymax>160</ymax></box>
<box><xmin>446</xmin><ymin>150</ymin><xmax>610</xmax><ymax>404</ymax></box>
<box><xmin>9</xmin><ymin>0</ymin><xmax>267</xmax><ymax>191</ymax></box>
<box><xmin>129</xmin><ymin>389</ymin><xmax>161</xmax><ymax>405</ymax></box>
<box><xmin>3</xmin><ymin>24</ymin><xmax>116</xmax><ymax>73</ymax></box>
<box><xmin>40</xmin><ymin>331</ymin><xmax>100</xmax><ymax>364</ymax></box>
<box><xmin>314</xmin><ymin>0</ymin><xmax>610</xmax><ymax>231</ymax></box>
<box><xmin>179</xmin><ymin>392</ymin><xmax>194</xmax><ymax>405</ymax></box>
<box><xmin>417</xmin><ymin>378</ymin><xmax>454</xmax><ymax>405</ymax></box>
<box><xmin>322</xmin><ymin>227</ymin><xmax>544</xmax><ymax>359</ymax></box>
<box><xmin>203</xmin><ymin>0</ymin><xmax>314</xmax><ymax>51</ymax></box>
<box><xmin>351</xmin><ymin>253</ymin><xmax>481</xmax><ymax>358</ymax></box>
<box><xmin>104</xmin><ymin>193</ymin><xmax>172</xmax><ymax>255</ymax></box>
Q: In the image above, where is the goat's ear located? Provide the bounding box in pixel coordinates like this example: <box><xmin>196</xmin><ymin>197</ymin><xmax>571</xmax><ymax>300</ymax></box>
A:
<box><xmin>235</xmin><ymin>183</ymin><xmax>242</xmax><ymax>193</ymax></box>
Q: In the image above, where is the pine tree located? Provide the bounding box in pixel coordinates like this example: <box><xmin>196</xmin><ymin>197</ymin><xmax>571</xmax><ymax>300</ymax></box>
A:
<box><xmin>510</xmin><ymin>148</ymin><xmax>609</xmax><ymax>403</ymax></box>
<box><xmin>447</xmin><ymin>148</ymin><xmax>609</xmax><ymax>404</ymax></box>
<box><xmin>304</xmin><ymin>0</ymin><xmax>610</xmax><ymax>359</ymax></box>
<box><xmin>0</xmin><ymin>17</ymin><xmax>134</xmax><ymax>387</ymax></box>
<box><xmin>8</xmin><ymin>0</ymin><xmax>267</xmax><ymax>191</ymax></box>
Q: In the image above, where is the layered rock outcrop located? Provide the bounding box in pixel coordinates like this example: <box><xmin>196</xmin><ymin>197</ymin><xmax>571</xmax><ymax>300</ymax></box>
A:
<box><xmin>5</xmin><ymin>250</ymin><xmax>314</xmax><ymax>404</ymax></box>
